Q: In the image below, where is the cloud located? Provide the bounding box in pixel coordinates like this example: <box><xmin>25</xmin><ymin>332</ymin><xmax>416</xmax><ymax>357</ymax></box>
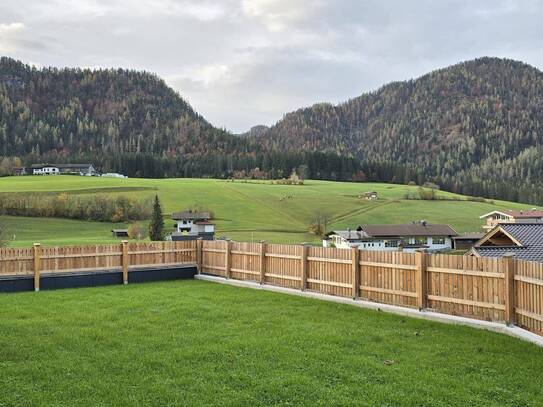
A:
<box><xmin>0</xmin><ymin>22</ymin><xmax>26</xmax><ymax>53</ymax></box>
<box><xmin>1</xmin><ymin>0</ymin><xmax>543</xmax><ymax>132</ymax></box>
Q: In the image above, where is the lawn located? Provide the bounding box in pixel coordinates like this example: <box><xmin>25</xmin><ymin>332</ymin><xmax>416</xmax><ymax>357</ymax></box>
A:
<box><xmin>0</xmin><ymin>280</ymin><xmax>542</xmax><ymax>406</ymax></box>
<box><xmin>0</xmin><ymin>176</ymin><xmax>535</xmax><ymax>246</ymax></box>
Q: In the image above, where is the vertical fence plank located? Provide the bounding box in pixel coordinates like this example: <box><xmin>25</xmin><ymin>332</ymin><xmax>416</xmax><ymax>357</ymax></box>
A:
<box><xmin>300</xmin><ymin>244</ymin><xmax>308</xmax><ymax>291</ymax></box>
<box><xmin>197</xmin><ymin>239</ymin><xmax>203</xmax><ymax>274</ymax></box>
<box><xmin>225</xmin><ymin>240</ymin><xmax>232</xmax><ymax>279</ymax></box>
<box><xmin>259</xmin><ymin>241</ymin><xmax>266</xmax><ymax>284</ymax></box>
<box><xmin>351</xmin><ymin>247</ymin><xmax>360</xmax><ymax>299</ymax></box>
<box><xmin>416</xmin><ymin>251</ymin><xmax>427</xmax><ymax>310</ymax></box>
<box><xmin>122</xmin><ymin>240</ymin><xmax>129</xmax><ymax>285</ymax></box>
<box><xmin>33</xmin><ymin>243</ymin><xmax>41</xmax><ymax>292</ymax></box>
<box><xmin>503</xmin><ymin>254</ymin><xmax>516</xmax><ymax>325</ymax></box>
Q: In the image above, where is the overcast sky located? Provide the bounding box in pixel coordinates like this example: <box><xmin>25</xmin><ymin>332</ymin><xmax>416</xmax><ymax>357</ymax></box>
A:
<box><xmin>1</xmin><ymin>0</ymin><xmax>542</xmax><ymax>132</ymax></box>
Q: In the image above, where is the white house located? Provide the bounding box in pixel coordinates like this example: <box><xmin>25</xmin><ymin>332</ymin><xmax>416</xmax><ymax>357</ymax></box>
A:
<box><xmin>323</xmin><ymin>222</ymin><xmax>457</xmax><ymax>252</ymax></box>
<box><xmin>171</xmin><ymin>210</ymin><xmax>215</xmax><ymax>241</ymax></box>
<box><xmin>31</xmin><ymin>163</ymin><xmax>95</xmax><ymax>176</ymax></box>
<box><xmin>33</xmin><ymin>165</ymin><xmax>59</xmax><ymax>175</ymax></box>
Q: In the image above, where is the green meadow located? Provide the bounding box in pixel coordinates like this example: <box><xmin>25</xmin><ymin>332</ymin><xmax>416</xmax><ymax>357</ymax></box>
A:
<box><xmin>0</xmin><ymin>176</ymin><xmax>533</xmax><ymax>247</ymax></box>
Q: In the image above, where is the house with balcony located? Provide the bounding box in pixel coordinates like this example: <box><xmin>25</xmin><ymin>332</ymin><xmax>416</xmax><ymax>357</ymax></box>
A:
<box><xmin>480</xmin><ymin>209</ymin><xmax>543</xmax><ymax>230</ymax></box>
<box><xmin>170</xmin><ymin>210</ymin><xmax>215</xmax><ymax>241</ymax></box>
<box><xmin>323</xmin><ymin>221</ymin><xmax>457</xmax><ymax>252</ymax></box>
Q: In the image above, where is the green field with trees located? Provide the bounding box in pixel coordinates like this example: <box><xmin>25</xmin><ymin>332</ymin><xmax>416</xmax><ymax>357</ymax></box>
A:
<box><xmin>0</xmin><ymin>176</ymin><xmax>535</xmax><ymax>247</ymax></box>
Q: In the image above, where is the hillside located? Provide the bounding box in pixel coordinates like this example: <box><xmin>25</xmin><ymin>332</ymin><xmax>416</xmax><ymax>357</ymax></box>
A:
<box><xmin>0</xmin><ymin>176</ymin><xmax>533</xmax><ymax>247</ymax></box>
<box><xmin>0</xmin><ymin>57</ymin><xmax>248</xmax><ymax>177</ymax></box>
<box><xmin>256</xmin><ymin>57</ymin><xmax>543</xmax><ymax>203</ymax></box>
<box><xmin>2</xmin><ymin>57</ymin><xmax>543</xmax><ymax>203</ymax></box>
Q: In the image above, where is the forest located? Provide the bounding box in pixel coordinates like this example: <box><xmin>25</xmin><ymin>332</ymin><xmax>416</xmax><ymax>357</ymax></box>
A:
<box><xmin>2</xmin><ymin>56</ymin><xmax>543</xmax><ymax>204</ymax></box>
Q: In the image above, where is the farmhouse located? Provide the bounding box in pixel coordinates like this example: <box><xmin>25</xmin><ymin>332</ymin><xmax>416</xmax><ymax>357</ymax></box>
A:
<box><xmin>171</xmin><ymin>210</ymin><xmax>215</xmax><ymax>241</ymax></box>
<box><xmin>470</xmin><ymin>223</ymin><xmax>543</xmax><ymax>262</ymax></box>
<box><xmin>324</xmin><ymin>221</ymin><xmax>457</xmax><ymax>252</ymax></box>
<box><xmin>480</xmin><ymin>209</ymin><xmax>543</xmax><ymax>230</ymax></box>
<box><xmin>30</xmin><ymin>163</ymin><xmax>96</xmax><ymax>176</ymax></box>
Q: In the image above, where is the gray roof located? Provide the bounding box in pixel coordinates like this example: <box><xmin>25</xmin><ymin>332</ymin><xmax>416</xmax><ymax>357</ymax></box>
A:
<box><xmin>472</xmin><ymin>223</ymin><xmax>543</xmax><ymax>262</ymax></box>
<box><xmin>171</xmin><ymin>211</ymin><xmax>211</xmax><ymax>221</ymax></box>
<box><xmin>453</xmin><ymin>232</ymin><xmax>484</xmax><ymax>240</ymax></box>
<box><xmin>328</xmin><ymin>223</ymin><xmax>457</xmax><ymax>240</ymax></box>
<box><xmin>30</xmin><ymin>163</ymin><xmax>94</xmax><ymax>169</ymax></box>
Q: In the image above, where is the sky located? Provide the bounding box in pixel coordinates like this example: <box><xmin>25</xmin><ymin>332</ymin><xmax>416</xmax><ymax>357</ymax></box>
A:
<box><xmin>1</xmin><ymin>0</ymin><xmax>542</xmax><ymax>133</ymax></box>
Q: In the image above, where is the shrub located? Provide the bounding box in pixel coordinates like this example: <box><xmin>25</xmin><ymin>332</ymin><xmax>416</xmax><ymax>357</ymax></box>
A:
<box><xmin>128</xmin><ymin>223</ymin><xmax>148</xmax><ymax>240</ymax></box>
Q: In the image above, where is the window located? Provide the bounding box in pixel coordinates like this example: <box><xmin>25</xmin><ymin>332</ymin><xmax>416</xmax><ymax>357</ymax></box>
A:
<box><xmin>385</xmin><ymin>240</ymin><xmax>399</xmax><ymax>248</ymax></box>
<box><xmin>414</xmin><ymin>237</ymin><xmax>427</xmax><ymax>245</ymax></box>
<box><xmin>432</xmin><ymin>237</ymin><xmax>446</xmax><ymax>245</ymax></box>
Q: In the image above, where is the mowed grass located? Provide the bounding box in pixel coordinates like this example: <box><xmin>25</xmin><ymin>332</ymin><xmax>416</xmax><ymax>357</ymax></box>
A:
<box><xmin>0</xmin><ymin>280</ymin><xmax>542</xmax><ymax>406</ymax></box>
<box><xmin>0</xmin><ymin>176</ymin><xmax>534</xmax><ymax>246</ymax></box>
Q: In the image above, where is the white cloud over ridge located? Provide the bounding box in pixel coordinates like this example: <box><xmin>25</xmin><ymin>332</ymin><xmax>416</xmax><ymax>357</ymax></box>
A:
<box><xmin>1</xmin><ymin>0</ymin><xmax>542</xmax><ymax>132</ymax></box>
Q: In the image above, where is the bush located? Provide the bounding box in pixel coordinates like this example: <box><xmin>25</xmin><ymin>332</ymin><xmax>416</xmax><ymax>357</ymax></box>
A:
<box><xmin>128</xmin><ymin>223</ymin><xmax>148</xmax><ymax>240</ymax></box>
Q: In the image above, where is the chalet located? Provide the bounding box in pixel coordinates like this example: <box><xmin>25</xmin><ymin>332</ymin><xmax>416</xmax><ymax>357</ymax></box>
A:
<box><xmin>323</xmin><ymin>222</ymin><xmax>457</xmax><ymax>252</ymax></box>
<box><xmin>479</xmin><ymin>209</ymin><xmax>543</xmax><ymax>230</ymax></box>
<box><xmin>469</xmin><ymin>223</ymin><xmax>543</xmax><ymax>262</ymax></box>
<box><xmin>171</xmin><ymin>210</ymin><xmax>215</xmax><ymax>241</ymax></box>
<box><xmin>30</xmin><ymin>163</ymin><xmax>96</xmax><ymax>176</ymax></box>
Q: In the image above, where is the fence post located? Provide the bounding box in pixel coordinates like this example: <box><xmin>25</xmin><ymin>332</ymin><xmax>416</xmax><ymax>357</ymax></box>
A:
<box><xmin>300</xmin><ymin>244</ymin><xmax>309</xmax><ymax>291</ymax></box>
<box><xmin>196</xmin><ymin>238</ymin><xmax>203</xmax><ymax>274</ymax></box>
<box><xmin>415</xmin><ymin>250</ymin><xmax>427</xmax><ymax>310</ymax></box>
<box><xmin>225</xmin><ymin>240</ymin><xmax>232</xmax><ymax>279</ymax></box>
<box><xmin>503</xmin><ymin>254</ymin><xmax>516</xmax><ymax>325</ymax></box>
<box><xmin>122</xmin><ymin>240</ymin><xmax>129</xmax><ymax>285</ymax></box>
<box><xmin>351</xmin><ymin>246</ymin><xmax>360</xmax><ymax>299</ymax></box>
<box><xmin>259</xmin><ymin>241</ymin><xmax>266</xmax><ymax>284</ymax></box>
<box><xmin>33</xmin><ymin>243</ymin><xmax>41</xmax><ymax>292</ymax></box>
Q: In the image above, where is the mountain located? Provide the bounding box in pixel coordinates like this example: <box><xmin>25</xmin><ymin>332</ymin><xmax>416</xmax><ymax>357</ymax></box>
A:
<box><xmin>0</xmin><ymin>57</ymin><xmax>249</xmax><ymax>177</ymax></box>
<box><xmin>1</xmin><ymin>56</ymin><xmax>543</xmax><ymax>204</ymax></box>
<box><xmin>255</xmin><ymin>57</ymin><xmax>543</xmax><ymax>203</ymax></box>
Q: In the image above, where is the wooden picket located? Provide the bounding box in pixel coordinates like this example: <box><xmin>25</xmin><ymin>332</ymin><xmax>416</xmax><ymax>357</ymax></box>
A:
<box><xmin>1</xmin><ymin>239</ymin><xmax>543</xmax><ymax>338</ymax></box>
<box><xmin>515</xmin><ymin>259</ymin><xmax>543</xmax><ymax>335</ymax></box>
<box><xmin>0</xmin><ymin>241</ymin><xmax>196</xmax><ymax>278</ymax></box>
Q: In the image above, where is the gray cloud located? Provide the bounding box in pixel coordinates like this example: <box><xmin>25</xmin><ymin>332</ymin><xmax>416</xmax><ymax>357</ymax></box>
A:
<box><xmin>1</xmin><ymin>0</ymin><xmax>542</xmax><ymax>132</ymax></box>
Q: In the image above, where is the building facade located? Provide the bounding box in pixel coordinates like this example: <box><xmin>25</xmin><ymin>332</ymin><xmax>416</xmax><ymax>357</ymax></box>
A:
<box><xmin>480</xmin><ymin>210</ymin><xmax>543</xmax><ymax>230</ymax></box>
<box><xmin>171</xmin><ymin>210</ymin><xmax>215</xmax><ymax>241</ymax></box>
<box><xmin>324</xmin><ymin>222</ymin><xmax>457</xmax><ymax>252</ymax></box>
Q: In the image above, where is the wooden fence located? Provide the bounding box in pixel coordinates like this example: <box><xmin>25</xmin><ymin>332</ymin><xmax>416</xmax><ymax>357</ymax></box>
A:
<box><xmin>0</xmin><ymin>240</ymin><xmax>197</xmax><ymax>290</ymax></box>
<box><xmin>201</xmin><ymin>241</ymin><xmax>543</xmax><ymax>337</ymax></box>
<box><xmin>1</xmin><ymin>239</ymin><xmax>542</xmax><ymax>337</ymax></box>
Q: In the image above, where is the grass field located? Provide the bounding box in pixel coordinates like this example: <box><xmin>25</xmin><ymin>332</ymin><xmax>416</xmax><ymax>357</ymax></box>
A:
<box><xmin>0</xmin><ymin>280</ymin><xmax>542</xmax><ymax>406</ymax></box>
<box><xmin>0</xmin><ymin>176</ymin><xmax>534</xmax><ymax>246</ymax></box>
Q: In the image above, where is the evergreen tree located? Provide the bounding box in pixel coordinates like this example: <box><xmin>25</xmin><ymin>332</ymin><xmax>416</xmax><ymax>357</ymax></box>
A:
<box><xmin>149</xmin><ymin>195</ymin><xmax>164</xmax><ymax>241</ymax></box>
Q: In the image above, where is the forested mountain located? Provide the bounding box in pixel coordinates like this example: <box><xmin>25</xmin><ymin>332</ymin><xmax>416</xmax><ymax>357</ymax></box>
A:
<box><xmin>1</xmin><ymin>56</ymin><xmax>543</xmax><ymax>204</ymax></box>
<box><xmin>256</xmin><ymin>57</ymin><xmax>543</xmax><ymax>203</ymax></box>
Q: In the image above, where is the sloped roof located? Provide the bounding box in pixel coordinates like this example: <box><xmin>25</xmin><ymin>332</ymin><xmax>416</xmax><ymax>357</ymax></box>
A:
<box><xmin>30</xmin><ymin>163</ymin><xmax>93</xmax><ymax>169</ymax></box>
<box><xmin>472</xmin><ymin>223</ymin><xmax>543</xmax><ymax>262</ymax></box>
<box><xmin>172</xmin><ymin>211</ymin><xmax>211</xmax><ymax>220</ymax></box>
<box><xmin>360</xmin><ymin>223</ymin><xmax>457</xmax><ymax>237</ymax></box>
<box><xmin>479</xmin><ymin>209</ymin><xmax>543</xmax><ymax>219</ymax></box>
<box><xmin>328</xmin><ymin>223</ymin><xmax>457</xmax><ymax>240</ymax></box>
<box><xmin>453</xmin><ymin>232</ymin><xmax>484</xmax><ymax>240</ymax></box>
